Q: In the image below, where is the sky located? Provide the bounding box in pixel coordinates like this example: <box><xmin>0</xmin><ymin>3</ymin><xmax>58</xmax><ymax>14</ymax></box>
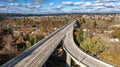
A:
<box><xmin>0</xmin><ymin>0</ymin><xmax>120</xmax><ymax>14</ymax></box>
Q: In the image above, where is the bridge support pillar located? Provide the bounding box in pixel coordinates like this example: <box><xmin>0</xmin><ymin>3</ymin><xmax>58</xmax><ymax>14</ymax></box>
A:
<box><xmin>66</xmin><ymin>53</ymin><xmax>71</xmax><ymax>67</ymax></box>
<box><xmin>43</xmin><ymin>63</ymin><xmax>46</xmax><ymax>67</ymax></box>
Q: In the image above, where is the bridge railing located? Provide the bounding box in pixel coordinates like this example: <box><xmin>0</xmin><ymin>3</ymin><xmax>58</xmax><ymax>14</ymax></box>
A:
<box><xmin>1</xmin><ymin>20</ymin><xmax>72</xmax><ymax>67</ymax></box>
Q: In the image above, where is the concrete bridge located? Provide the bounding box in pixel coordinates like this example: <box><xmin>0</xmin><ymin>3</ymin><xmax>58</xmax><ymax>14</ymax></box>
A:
<box><xmin>1</xmin><ymin>20</ymin><xmax>114</xmax><ymax>67</ymax></box>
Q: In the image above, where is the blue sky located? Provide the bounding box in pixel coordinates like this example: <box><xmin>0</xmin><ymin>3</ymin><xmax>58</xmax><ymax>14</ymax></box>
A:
<box><xmin>0</xmin><ymin>0</ymin><xmax>120</xmax><ymax>14</ymax></box>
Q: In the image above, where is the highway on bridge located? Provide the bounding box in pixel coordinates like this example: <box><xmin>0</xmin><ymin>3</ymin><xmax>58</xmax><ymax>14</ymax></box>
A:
<box><xmin>1</xmin><ymin>20</ymin><xmax>76</xmax><ymax>67</ymax></box>
<box><xmin>1</xmin><ymin>20</ymin><xmax>114</xmax><ymax>67</ymax></box>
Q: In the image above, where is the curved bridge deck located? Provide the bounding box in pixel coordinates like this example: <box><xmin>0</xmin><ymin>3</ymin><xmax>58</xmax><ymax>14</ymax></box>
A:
<box><xmin>63</xmin><ymin>21</ymin><xmax>114</xmax><ymax>67</ymax></box>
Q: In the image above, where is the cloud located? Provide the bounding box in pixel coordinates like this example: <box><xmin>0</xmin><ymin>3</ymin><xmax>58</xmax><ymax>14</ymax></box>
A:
<box><xmin>39</xmin><ymin>9</ymin><xmax>48</xmax><ymax>12</ymax></box>
<box><xmin>62</xmin><ymin>1</ymin><xmax>90</xmax><ymax>7</ymax></box>
<box><xmin>0</xmin><ymin>0</ymin><xmax>120</xmax><ymax>14</ymax></box>
<box><xmin>74</xmin><ymin>2</ymin><xmax>84</xmax><ymax>6</ymax></box>
<box><xmin>0</xmin><ymin>7</ymin><xmax>13</xmax><ymax>13</ymax></box>
<box><xmin>49</xmin><ymin>3</ymin><xmax>54</xmax><ymax>6</ymax></box>
<box><xmin>92</xmin><ymin>2</ymin><xmax>119</xmax><ymax>9</ymax></box>
<box><xmin>53</xmin><ymin>6</ymin><xmax>64</xmax><ymax>10</ymax></box>
<box><xmin>83</xmin><ymin>2</ymin><xmax>92</xmax><ymax>7</ymax></box>
<box><xmin>62</xmin><ymin>2</ymin><xmax>74</xmax><ymax>6</ymax></box>
<box><xmin>62</xmin><ymin>1</ymin><xmax>84</xmax><ymax>6</ymax></box>
<box><xmin>76</xmin><ymin>2</ymin><xmax>93</xmax><ymax>9</ymax></box>
<box><xmin>0</xmin><ymin>0</ymin><xmax>18</xmax><ymax>2</ymax></box>
<box><xmin>96</xmin><ymin>6</ymin><xmax>106</xmax><ymax>9</ymax></box>
<box><xmin>72</xmin><ymin>7</ymin><xmax>81</xmax><ymax>10</ymax></box>
<box><xmin>93</xmin><ymin>2</ymin><xmax>104</xmax><ymax>6</ymax></box>
<box><xmin>51</xmin><ymin>6</ymin><xmax>64</xmax><ymax>13</ymax></box>
<box><xmin>21</xmin><ymin>4</ymin><xmax>42</xmax><ymax>9</ymax></box>
<box><xmin>98</xmin><ymin>8</ymin><xmax>120</xmax><ymax>13</ymax></box>
<box><xmin>0</xmin><ymin>8</ymin><xmax>7</xmax><ymax>12</ymax></box>
<box><xmin>35</xmin><ymin>5</ymin><xmax>41</xmax><ymax>8</ymax></box>
<box><xmin>65</xmin><ymin>8</ymin><xmax>94</xmax><ymax>13</ymax></box>
<box><xmin>0</xmin><ymin>4</ymin><xmax>7</xmax><ymax>8</ymax></box>
<box><xmin>116</xmin><ymin>4</ymin><xmax>120</xmax><ymax>9</ymax></box>
<box><xmin>94</xmin><ymin>2</ymin><xmax>115</xmax><ymax>8</ymax></box>
<box><xmin>33</xmin><ymin>0</ymin><xmax>43</xmax><ymax>2</ymax></box>
<box><xmin>95</xmin><ymin>0</ymin><xmax>118</xmax><ymax>3</ymax></box>
<box><xmin>71</xmin><ymin>8</ymin><xmax>81</xmax><ymax>13</ymax></box>
<box><xmin>104</xmin><ymin>5</ymin><xmax>115</xmax><ymax>8</ymax></box>
<box><xmin>33</xmin><ymin>0</ymin><xmax>48</xmax><ymax>4</ymax></box>
<box><xmin>27</xmin><ymin>5</ymin><xmax>41</xmax><ymax>9</ymax></box>
<box><xmin>8</xmin><ymin>3</ymin><xmax>19</xmax><ymax>6</ymax></box>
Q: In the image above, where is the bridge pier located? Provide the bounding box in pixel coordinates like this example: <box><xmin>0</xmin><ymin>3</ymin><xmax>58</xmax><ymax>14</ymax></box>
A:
<box><xmin>66</xmin><ymin>52</ymin><xmax>71</xmax><ymax>67</ymax></box>
<box><xmin>43</xmin><ymin>63</ymin><xmax>46</xmax><ymax>67</ymax></box>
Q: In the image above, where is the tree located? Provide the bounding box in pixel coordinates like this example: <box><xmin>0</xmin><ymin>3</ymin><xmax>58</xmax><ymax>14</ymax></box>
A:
<box><xmin>29</xmin><ymin>34</ymin><xmax>44</xmax><ymax>45</ymax></box>
<box><xmin>112</xmin><ymin>28</ymin><xmax>120</xmax><ymax>40</ymax></box>
<box><xmin>2</xmin><ymin>26</ymin><xmax>12</xmax><ymax>35</ymax></box>
<box><xmin>1</xmin><ymin>35</ymin><xmax>14</xmax><ymax>54</ymax></box>
<box><xmin>16</xmin><ymin>36</ymin><xmax>24</xmax><ymax>44</ymax></box>
<box><xmin>76</xmin><ymin>27</ymin><xmax>83</xmax><ymax>44</ymax></box>
<box><xmin>82</xmin><ymin>18</ymin><xmax>86</xmax><ymax>24</ymax></box>
<box><xmin>0</xmin><ymin>29</ymin><xmax>3</xmax><ymax>36</ymax></box>
<box><xmin>26</xmin><ymin>41</ymin><xmax>31</xmax><ymax>48</ymax></box>
<box><xmin>93</xmin><ymin>21</ymin><xmax>97</xmax><ymax>28</ymax></box>
<box><xmin>16</xmin><ymin>35</ymin><xmax>26</xmax><ymax>50</ymax></box>
<box><xmin>81</xmin><ymin>35</ymin><xmax>107</xmax><ymax>56</ymax></box>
